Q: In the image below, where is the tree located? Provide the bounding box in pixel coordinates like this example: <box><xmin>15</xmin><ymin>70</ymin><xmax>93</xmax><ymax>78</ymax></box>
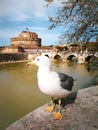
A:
<box><xmin>45</xmin><ymin>0</ymin><xmax>98</xmax><ymax>44</ymax></box>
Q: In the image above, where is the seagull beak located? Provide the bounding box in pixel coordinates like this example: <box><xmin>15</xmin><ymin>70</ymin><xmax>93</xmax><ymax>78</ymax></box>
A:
<box><xmin>26</xmin><ymin>61</ymin><xmax>34</xmax><ymax>67</ymax></box>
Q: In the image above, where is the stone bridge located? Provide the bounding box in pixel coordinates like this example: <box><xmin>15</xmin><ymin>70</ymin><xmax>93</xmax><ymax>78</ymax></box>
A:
<box><xmin>28</xmin><ymin>51</ymin><xmax>98</xmax><ymax>64</ymax></box>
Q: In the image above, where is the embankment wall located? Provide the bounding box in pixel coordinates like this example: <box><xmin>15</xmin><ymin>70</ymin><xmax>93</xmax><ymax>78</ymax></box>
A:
<box><xmin>0</xmin><ymin>53</ymin><xmax>28</xmax><ymax>62</ymax></box>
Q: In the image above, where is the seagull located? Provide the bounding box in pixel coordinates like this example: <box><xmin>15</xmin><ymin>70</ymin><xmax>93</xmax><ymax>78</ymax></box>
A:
<box><xmin>27</xmin><ymin>55</ymin><xmax>74</xmax><ymax>120</ymax></box>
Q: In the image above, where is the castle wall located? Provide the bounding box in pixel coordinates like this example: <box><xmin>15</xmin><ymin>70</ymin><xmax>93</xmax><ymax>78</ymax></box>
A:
<box><xmin>0</xmin><ymin>46</ymin><xmax>18</xmax><ymax>53</ymax></box>
<box><xmin>11</xmin><ymin>40</ymin><xmax>41</xmax><ymax>48</ymax></box>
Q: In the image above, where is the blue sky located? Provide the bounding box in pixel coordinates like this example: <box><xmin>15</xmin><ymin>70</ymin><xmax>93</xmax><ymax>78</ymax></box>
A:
<box><xmin>0</xmin><ymin>0</ymin><xmax>62</xmax><ymax>47</ymax></box>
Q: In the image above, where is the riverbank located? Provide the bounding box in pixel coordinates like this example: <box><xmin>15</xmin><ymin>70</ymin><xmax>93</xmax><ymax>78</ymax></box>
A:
<box><xmin>0</xmin><ymin>60</ymin><xmax>29</xmax><ymax>65</ymax></box>
<box><xmin>6</xmin><ymin>85</ymin><xmax>98</xmax><ymax>130</ymax></box>
<box><xmin>0</xmin><ymin>53</ymin><xmax>28</xmax><ymax>63</ymax></box>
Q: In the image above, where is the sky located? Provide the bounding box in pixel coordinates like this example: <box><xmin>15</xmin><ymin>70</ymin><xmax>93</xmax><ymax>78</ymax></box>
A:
<box><xmin>0</xmin><ymin>0</ymin><xmax>62</xmax><ymax>47</ymax></box>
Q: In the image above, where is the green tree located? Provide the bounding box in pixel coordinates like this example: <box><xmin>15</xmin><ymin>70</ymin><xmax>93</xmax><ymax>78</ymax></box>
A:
<box><xmin>45</xmin><ymin>0</ymin><xmax>98</xmax><ymax>44</ymax></box>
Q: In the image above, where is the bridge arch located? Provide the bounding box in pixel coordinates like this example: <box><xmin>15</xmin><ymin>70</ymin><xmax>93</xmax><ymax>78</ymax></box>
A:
<box><xmin>85</xmin><ymin>55</ymin><xmax>93</xmax><ymax>62</ymax></box>
<box><xmin>67</xmin><ymin>54</ymin><xmax>77</xmax><ymax>61</ymax></box>
<box><xmin>54</xmin><ymin>54</ymin><xmax>62</xmax><ymax>60</ymax></box>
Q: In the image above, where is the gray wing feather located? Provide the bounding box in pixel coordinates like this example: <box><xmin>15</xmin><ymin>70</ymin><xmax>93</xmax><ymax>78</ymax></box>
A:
<box><xmin>57</xmin><ymin>72</ymin><xmax>74</xmax><ymax>91</ymax></box>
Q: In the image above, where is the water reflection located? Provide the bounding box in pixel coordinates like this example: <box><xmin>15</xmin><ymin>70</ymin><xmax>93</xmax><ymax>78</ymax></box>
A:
<box><xmin>0</xmin><ymin>61</ymin><xmax>98</xmax><ymax>130</ymax></box>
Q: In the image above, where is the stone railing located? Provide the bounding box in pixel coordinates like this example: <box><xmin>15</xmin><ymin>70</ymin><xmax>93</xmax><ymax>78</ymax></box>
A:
<box><xmin>6</xmin><ymin>86</ymin><xmax>98</xmax><ymax>130</ymax></box>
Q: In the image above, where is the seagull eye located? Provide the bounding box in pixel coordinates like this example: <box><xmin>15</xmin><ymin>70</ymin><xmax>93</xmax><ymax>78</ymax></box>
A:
<box><xmin>37</xmin><ymin>59</ymin><xmax>39</xmax><ymax>61</ymax></box>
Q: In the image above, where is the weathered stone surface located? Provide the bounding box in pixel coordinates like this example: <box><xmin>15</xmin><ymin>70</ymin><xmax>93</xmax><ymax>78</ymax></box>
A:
<box><xmin>11</xmin><ymin>31</ymin><xmax>41</xmax><ymax>47</ymax></box>
<box><xmin>6</xmin><ymin>86</ymin><xmax>98</xmax><ymax>130</ymax></box>
<box><xmin>0</xmin><ymin>53</ymin><xmax>28</xmax><ymax>62</ymax></box>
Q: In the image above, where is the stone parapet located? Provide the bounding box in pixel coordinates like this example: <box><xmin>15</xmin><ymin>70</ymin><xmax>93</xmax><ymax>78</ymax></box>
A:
<box><xmin>6</xmin><ymin>86</ymin><xmax>98</xmax><ymax>130</ymax></box>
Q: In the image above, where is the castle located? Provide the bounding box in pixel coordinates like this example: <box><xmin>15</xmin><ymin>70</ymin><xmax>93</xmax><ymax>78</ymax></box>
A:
<box><xmin>11</xmin><ymin>30</ymin><xmax>41</xmax><ymax>48</ymax></box>
<box><xmin>0</xmin><ymin>30</ymin><xmax>97</xmax><ymax>54</ymax></box>
<box><xmin>0</xmin><ymin>30</ymin><xmax>43</xmax><ymax>53</ymax></box>
<box><xmin>0</xmin><ymin>31</ymin><xmax>97</xmax><ymax>62</ymax></box>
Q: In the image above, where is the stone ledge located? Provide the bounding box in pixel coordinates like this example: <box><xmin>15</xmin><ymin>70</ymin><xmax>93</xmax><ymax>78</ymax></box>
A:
<box><xmin>6</xmin><ymin>86</ymin><xmax>98</xmax><ymax>130</ymax></box>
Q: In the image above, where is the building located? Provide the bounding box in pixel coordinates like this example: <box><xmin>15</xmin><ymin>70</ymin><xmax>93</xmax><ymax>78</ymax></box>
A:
<box><xmin>0</xmin><ymin>30</ymin><xmax>54</xmax><ymax>54</ymax></box>
<box><xmin>10</xmin><ymin>30</ymin><xmax>41</xmax><ymax>48</ymax></box>
<box><xmin>0</xmin><ymin>30</ymin><xmax>42</xmax><ymax>53</ymax></box>
<box><xmin>0</xmin><ymin>46</ymin><xmax>18</xmax><ymax>53</ymax></box>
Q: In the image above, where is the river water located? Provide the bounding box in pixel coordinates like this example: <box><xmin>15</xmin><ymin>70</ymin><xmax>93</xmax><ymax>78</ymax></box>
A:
<box><xmin>0</xmin><ymin>61</ymin><xmax>98</xmax><ymax>130</ymax></box>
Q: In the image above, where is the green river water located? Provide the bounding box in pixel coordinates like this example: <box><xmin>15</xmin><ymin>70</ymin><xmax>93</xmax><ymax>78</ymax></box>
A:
<box><xmin>0</xmin><ymin>61</ymin><xmax>98</xmax><ymax>130</ymax></box>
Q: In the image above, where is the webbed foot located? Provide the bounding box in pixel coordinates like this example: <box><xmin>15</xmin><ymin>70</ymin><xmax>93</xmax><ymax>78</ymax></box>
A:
<box><xmin>45</xmin><ymin>105</ymin><xmax>54</xmax><ymax>112</ymax></box>
<box><xmin>53</xmin><ymin>111</ymin><xmax>63</xmax><ymax>120</ymax></box>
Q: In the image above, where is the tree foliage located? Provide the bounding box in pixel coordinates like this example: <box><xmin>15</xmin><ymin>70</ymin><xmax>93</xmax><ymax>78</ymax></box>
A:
<box><xmin>45</xmin><ymin>0</ymin><xmax>98</xmax><ymax>44</ymax></box>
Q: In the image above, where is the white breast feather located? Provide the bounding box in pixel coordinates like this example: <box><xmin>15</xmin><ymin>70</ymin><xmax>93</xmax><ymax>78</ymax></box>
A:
<box><xmin>37</xmin><ymin>69</ymin><xmax>70</xmax><ymax>97</ymax></box>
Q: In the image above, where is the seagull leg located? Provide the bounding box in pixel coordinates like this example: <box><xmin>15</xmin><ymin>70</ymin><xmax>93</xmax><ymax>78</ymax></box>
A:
<box><xmin>45</xmin><ymin>97</ymin><xmax>54</xmax><ymax>112</ymax></box>
<box><xmin>53</xmin><ymin>98</ymin><xmax>63</xmax><ymax>120</ymax></box>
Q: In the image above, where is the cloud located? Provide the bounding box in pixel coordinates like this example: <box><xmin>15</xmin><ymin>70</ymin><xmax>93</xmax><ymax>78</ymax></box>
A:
<box><xmin>0</xmin><ymin>0</ymin><xmax>62</xmax><ymax>46</ymax></box>
<box><xmin>30</xmin><ymin>27</ymin><xmax>47</xmax><ymax>31</ymax></box>
<box><xmin>0</xmin><ymin>0</ymin><xmax>49</xmax><ymax>21</ymax></box>
<box><xmin>0</xmin><ymin>0</ymin><xmax>61</xmax><ymax>22</ymax></box>
<box><xmin>0</xmin><ymin>28</ymin><xmax>20</xmax><ymax>38</ymax></box>
<box><xmin>37</xmin><ymin>31</ymin><xmax>60</xmax><ymax>45</ymax></box>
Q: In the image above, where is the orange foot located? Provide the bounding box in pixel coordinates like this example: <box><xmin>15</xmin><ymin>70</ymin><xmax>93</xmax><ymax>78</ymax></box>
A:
<box><xmin>53</xmin><ymin>111</ymin><xmax>63</xmax><ymax>120</ymax></box>
<box><xmin>45</xmin><ymin>106</ymin><xmax>54</xmax><ymax>112</ymax></box>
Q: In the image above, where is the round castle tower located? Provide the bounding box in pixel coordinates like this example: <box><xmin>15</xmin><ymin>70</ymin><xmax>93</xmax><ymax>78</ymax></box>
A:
<box><xmin>10</xmin><ymin>31</ymin><xmax>41</xmax><ymax>48</ymax></box>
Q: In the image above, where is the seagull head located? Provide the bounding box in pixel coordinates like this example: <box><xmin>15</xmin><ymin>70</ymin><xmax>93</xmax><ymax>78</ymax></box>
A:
<box><xmin>33</xmin><ymin>55</ymin><xmax>51</xmax><ymax>68</ymax></box>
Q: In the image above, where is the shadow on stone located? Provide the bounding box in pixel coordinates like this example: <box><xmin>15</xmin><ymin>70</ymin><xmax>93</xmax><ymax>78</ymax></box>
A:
<box><xmin>54</xmin><ymin>91</ymin><xmax>77</xmax><ymax>107</ymax></box>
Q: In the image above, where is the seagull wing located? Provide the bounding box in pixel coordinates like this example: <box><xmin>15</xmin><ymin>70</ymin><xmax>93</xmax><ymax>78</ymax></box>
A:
<box><xmin>57</xmin><ymin>72</ymin><xmax>74</xmax><ymax>91</ymax></box>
